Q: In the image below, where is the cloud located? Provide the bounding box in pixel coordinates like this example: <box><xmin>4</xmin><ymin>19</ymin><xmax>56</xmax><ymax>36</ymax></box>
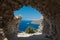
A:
<box><xmin>23</xmin><ymin>18</ymin><xmax>40</xmax><ymax>20</ymax></box>
<box><xmin>22</xmin><ymin>16</ymin><xmax>43</xmax><ymax>21</ymax></box>
<box><xmin>31</xmin><ymin>16</ymin><xmax>43</xmax><ymax>24</ymax></box>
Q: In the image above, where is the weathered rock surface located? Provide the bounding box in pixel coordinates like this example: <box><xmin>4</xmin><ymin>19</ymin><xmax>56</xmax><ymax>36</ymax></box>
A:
<box><xmin>0</xmin><ymin>0</ymin><xmax>60</xmax><ymax>40</ymax></box>
<box><xmin>6</xmin><ymin>16</ymin><xmax>22</xmax><ymax>34</ymax></box>
<box><xmin>37</xmin><ymin>19</ymin><xmax>43</xmax><ymax>33</ymax></box>
<box><xmin>0</xmin><ymin>16</ymin><xmax>22</xmax><ymax>40</ymax></box>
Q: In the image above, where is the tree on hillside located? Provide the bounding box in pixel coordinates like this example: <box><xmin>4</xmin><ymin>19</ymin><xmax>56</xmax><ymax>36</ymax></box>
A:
<box><xmin>25</xmin><ymin>26</ymin><xmax>36</xmax><ymax>34</ymax></box>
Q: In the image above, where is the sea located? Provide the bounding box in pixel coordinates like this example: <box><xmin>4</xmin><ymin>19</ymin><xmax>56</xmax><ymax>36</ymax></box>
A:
<box><xmin>18</xmin><ymin>20</ymin><xmax>40</xmax><ymax>32</ymax></box>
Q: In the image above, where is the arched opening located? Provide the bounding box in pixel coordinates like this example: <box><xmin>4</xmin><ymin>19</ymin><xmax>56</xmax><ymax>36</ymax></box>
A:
<box><xmin>14</xmin><ymin>5</ymin><xmax>44</xmax><ymax>37</ymax></box>
<box><xmin>0</xmin><ymin>0</ymin><xmax>59</xmax><ymax>40</ymax></box>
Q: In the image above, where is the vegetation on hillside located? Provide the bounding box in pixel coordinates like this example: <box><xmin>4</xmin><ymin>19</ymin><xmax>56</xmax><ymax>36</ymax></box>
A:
<box><xmin>25</xmin><ymin>26</ymin><xmax>36</xmax><ymax>34</ymax></box>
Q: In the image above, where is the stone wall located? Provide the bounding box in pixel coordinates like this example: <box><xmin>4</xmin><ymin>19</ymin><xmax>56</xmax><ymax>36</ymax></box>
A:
<box><xmin>6</xmin><ymin>16</ymin><xmax>22</xmax><ymax>34</ymax></box>
<box><xmin>0</xmin><ymin>14</ymin><xmax>22</xmax><ymax>40</ymax></box>
<box><xmin>0</xmin><ymin>0</ymin><xmax>60</xmax><ymax>40</ymax></box>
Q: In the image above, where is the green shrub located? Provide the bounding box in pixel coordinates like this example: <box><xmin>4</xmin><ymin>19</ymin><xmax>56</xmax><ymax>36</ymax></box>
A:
<box><xmin>25</xmin><ymin>26</ymin><xmax>36</xmax><ymax>34</ymax></box>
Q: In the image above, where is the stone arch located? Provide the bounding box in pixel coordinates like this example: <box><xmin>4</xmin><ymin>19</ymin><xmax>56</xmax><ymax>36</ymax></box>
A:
<box><xmin>0</xmin><ymin>0</ymin><xmax>60</xmax><ymax>40</ymax></box>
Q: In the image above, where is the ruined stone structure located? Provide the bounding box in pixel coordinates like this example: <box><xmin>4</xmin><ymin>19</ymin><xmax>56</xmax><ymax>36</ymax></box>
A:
<box><xmin>0</xmin><ymin>0</ymin><xmax>60</xmax><ymax>40</ymax></box>
<box><xmin>0</xmin><ymin>16</ymin><xmax>22</xmax><ymax>40</ymax></box>
<box><xmin>6</xmin><ymin>16</ymin><xmax>22</xmax><ymax>34</ymax></box>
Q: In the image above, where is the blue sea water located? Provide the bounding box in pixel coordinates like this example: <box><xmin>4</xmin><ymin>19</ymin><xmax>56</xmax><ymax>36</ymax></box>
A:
<box><xmin>18</xmin><ymin>20</ymin><xmax>40</xmax><ymax>32</ymax></box>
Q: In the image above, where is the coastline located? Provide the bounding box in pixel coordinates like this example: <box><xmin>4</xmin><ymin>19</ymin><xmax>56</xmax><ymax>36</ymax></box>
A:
<box><xmin>17</xmin><ymin>32</ymin><xmax>42</xmax><ymax>37</ymax></box>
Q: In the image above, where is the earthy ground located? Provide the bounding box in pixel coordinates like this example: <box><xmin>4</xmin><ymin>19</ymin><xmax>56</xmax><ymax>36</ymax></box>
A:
<box><xmin>3</xmin><ymin>32</ymin><xmax>52</xmax><ymax>40</ymax></box>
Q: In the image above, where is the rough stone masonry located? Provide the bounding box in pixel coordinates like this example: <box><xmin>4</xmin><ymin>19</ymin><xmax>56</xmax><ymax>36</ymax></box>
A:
<box><xmin>0</xmin><ymin>0</ymin><xmax>60</xmax><ymax>40</ymax></box>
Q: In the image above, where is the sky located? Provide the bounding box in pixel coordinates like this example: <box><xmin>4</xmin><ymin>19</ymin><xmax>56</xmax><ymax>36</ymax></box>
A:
<box><xmin>14</xmin><ymin>6</ymin><xmax>43</xmax><ymax>20</ymax></box>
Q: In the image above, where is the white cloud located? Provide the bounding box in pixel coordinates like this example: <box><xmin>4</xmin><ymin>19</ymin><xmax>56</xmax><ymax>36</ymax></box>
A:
<box><xmin>22</xmin><ymin>16</ymin><xmax>43</xmax><ymax>21</ymax></box>
<box><xmin>23</xmin><ymin>18</ymin><xmax>40</xmax><ymax>21</ymax></box>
